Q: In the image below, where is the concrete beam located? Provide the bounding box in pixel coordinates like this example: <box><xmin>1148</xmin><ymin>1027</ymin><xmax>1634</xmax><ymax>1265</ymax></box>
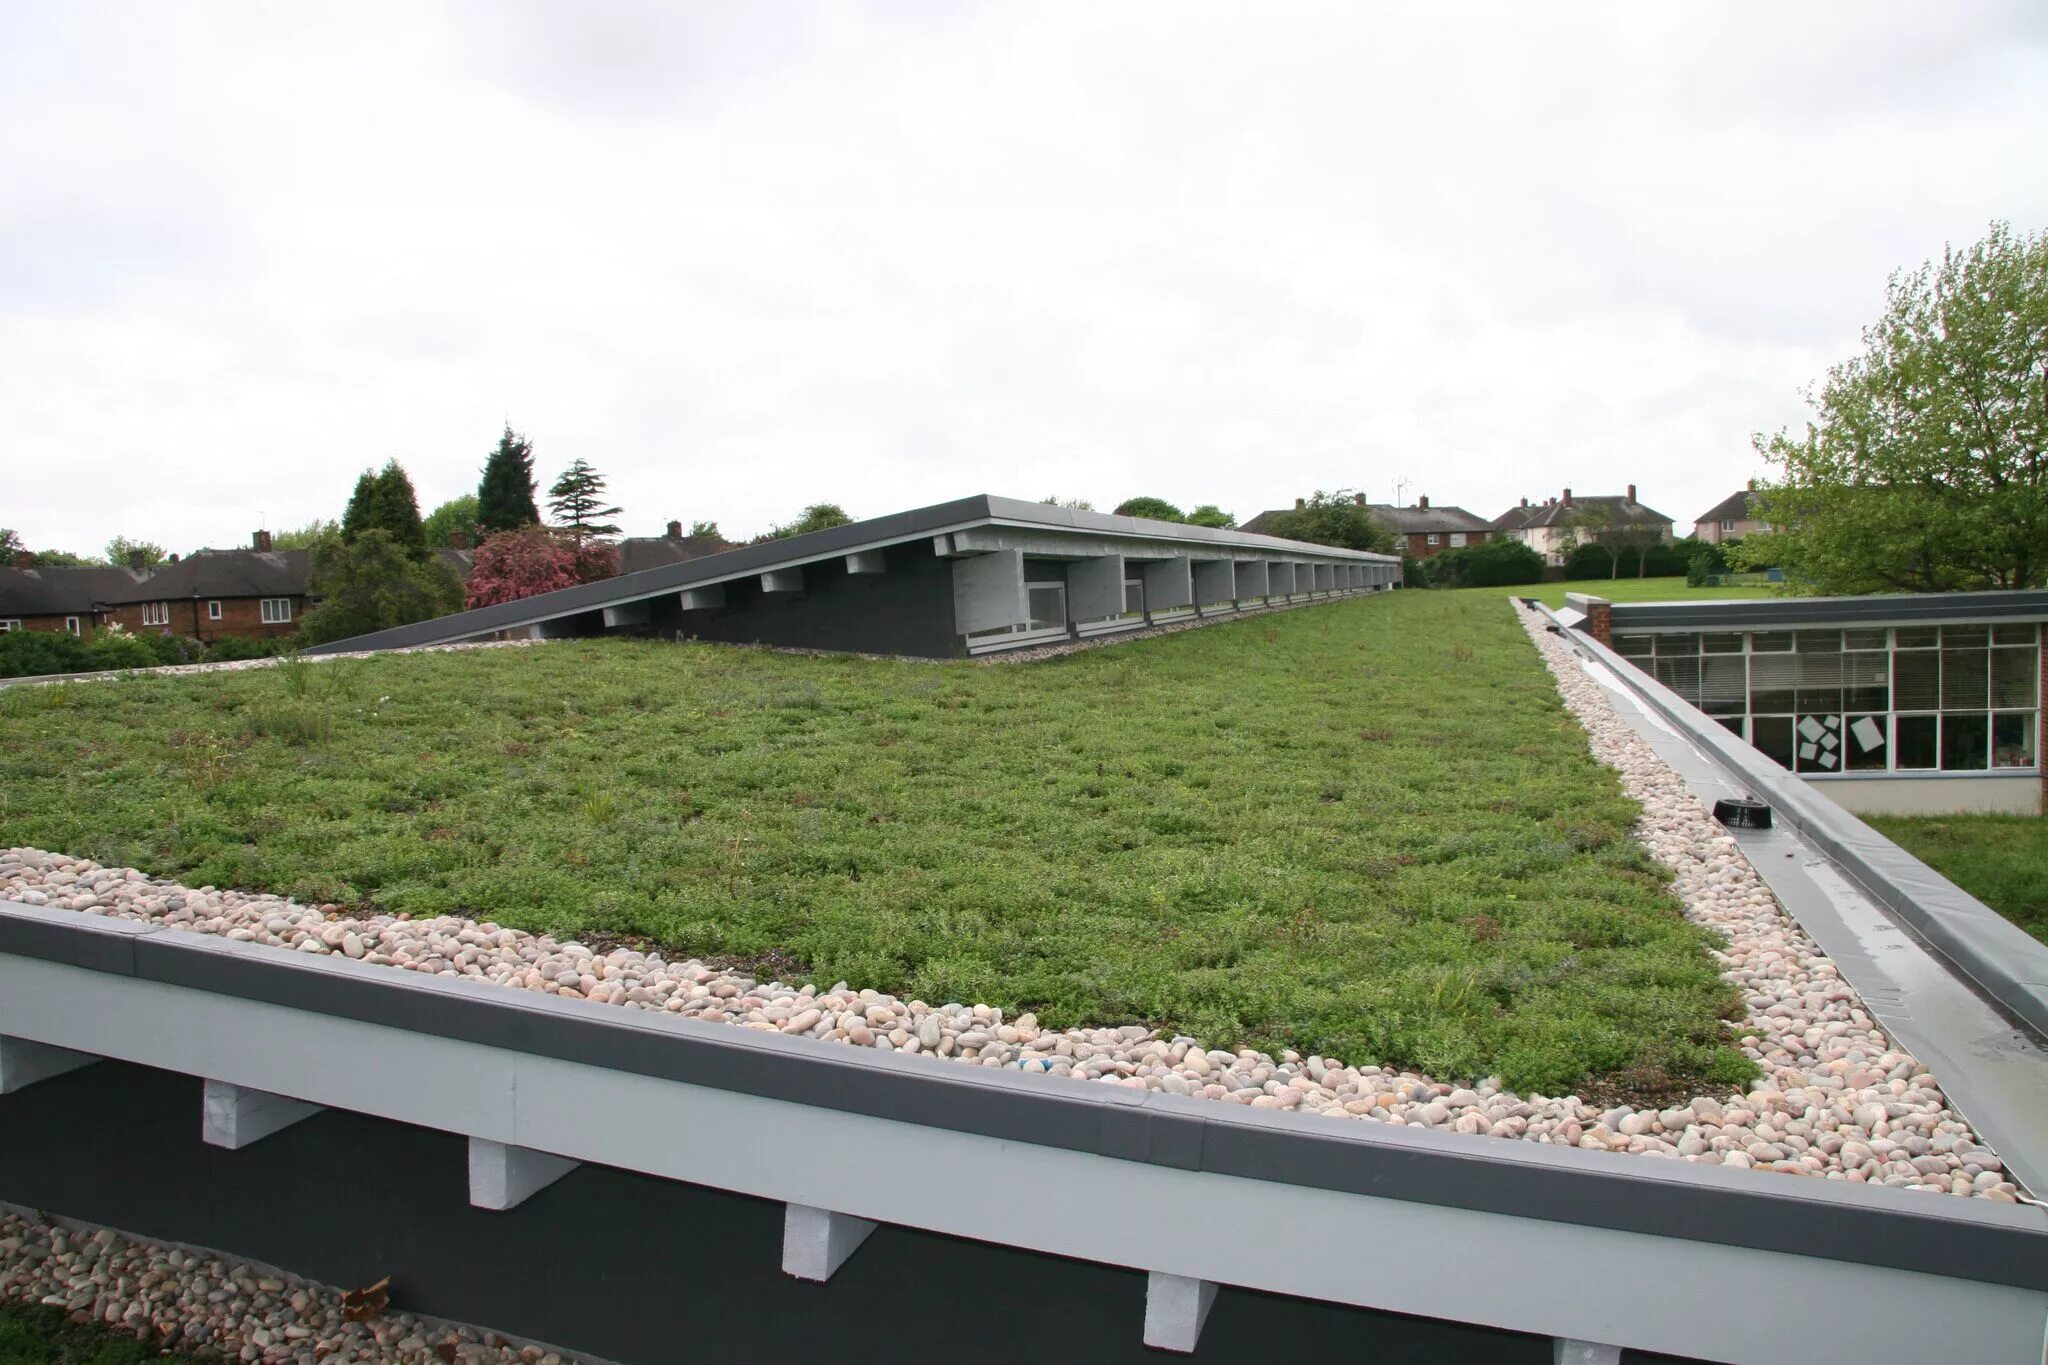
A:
<box><xmin>1191</xmin><ymin>559</ymin><xmax>1235</xmax><ymax>607</ymax></box>
<box><xmin>1233</xmin><ymin>560</ymin><xmax>1269</xmax><ymax>600</ymax></box>
<box><xmin>1554</xmin><ymin>1340</ymin><xmax>1622</xmax><ymax>1365</ymax></box>
<box><xmin>680</xmin><ymin>585</ymin><xmax>726</xmax><ymax>611</ymax></box>
<box><xmin>601</xmin><ymin>601</ymin><xmax>651</xmax><ymax>629</ymax></box>
<box><xmin>0</xmin><ymin>1035</ymin><xmax>97</xmax><ymax>1094</ymax></box>
<box><xmin>1140</xmin><ymin>557</ymin><xmax>1193</xmax><ymax>613</ymax></box>
<box><xmin>1143</xmin><ymin>1271</ymin><xmax>1218</xmax><ymax>1353</ymax></box>
<box><xmin>951</xmin><ymin>549</ymin><xmax>1028</xmax><ymax>635</ymax></box>
<box><xmin>468</xmin><ymin>1138</ymin><xmax>580</xmax><ymax>1211</ymax></box>
<box><xmin>761</xmin><ymin>568</ymin><xmax>805</xmax><ymax>594</ymax></box>
<box><xmin>1066</xmin><ymin>554</ymin><xmax>1126</xmax><ymax>622</ymax></box>
<box><xmin>1268</xmin><ymin>562</ymin><xmax>1295</xmax><ymax>597</ymax></box>
<box><xmin>845</xmin><ymin>550</ymin><xmax>887</xmax><ymax>575</ymax></box>
<box><xmin>781</xmin><ymin>1203</ymin><xmax>877</xmax><ymax>1282</ymax></box>
<box><xmin>201</xmin><ymin>1079</ymin><xmax>323</xmax><ymax>1150</ymax></box>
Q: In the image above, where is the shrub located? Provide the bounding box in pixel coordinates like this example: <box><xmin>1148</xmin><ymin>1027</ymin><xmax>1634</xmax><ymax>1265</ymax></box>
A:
<box><xmin>204</xmin><ymin>634</ymin><xmax>298</xmax><ymax>662</ymax></box>
<box><xmin>0</xmin><ymin>629</ymin><xmax>91</xmax><ymax>679</ymax></box>
<box><xmin>301</xmin><ymin>529</ymin><xmax>465</xmax><ymax>645</ymax></box>
<box><xmin>467</xmin><ymin>526</ymin><xmax>580</xmax><ymax>608</ymax></box>
<box><xmin>81</xmin><ymin>630</ymin><xmax>159</xmax><ymax>672</ymax></box>
<box><xmin>141</xmin><ymin>634</ymin><xmax>204</xmax><ymax>667</ymax></box>
<box><xmin>1429</xmin><ymin>538</ymin><xmax>1544</xmax><ymax>588</ymax></box>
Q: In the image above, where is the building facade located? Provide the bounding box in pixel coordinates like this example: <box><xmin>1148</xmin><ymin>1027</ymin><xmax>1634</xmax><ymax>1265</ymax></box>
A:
<box><xmin>0</xmin><ymin>564</ymin><xmax>150</xmax><ymax>635</ymax></box>
<box><xmin>1364</xmin><ymin>497</ymin><xmax>1495</xmax><ymax>559</ymax></box>
<box><xmin>1693</xmin><ymin>484</ymin><xmax>1769</xmax><ymax>543</ymax></box>
<box><xmin>1493</xmin><ymin>487</ymin><xmax>1674</xmax><ymax>566</ymax></box>
<box><xmin>99</xmin><ymin>534</ymin><xmax>310</xmax><ymax>643</ymax></box>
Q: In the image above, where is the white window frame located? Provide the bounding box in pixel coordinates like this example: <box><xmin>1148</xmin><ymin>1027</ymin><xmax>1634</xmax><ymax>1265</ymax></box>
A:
<box><xmin>1449</xmin><ymin>532</ymin><xmax>1468</xmax><ymax>548</ymax></box>
<box><xmin>0</xmin><ymin>620</ymin><xmax>18</xmax><ymax>633</ymax></box>
<box><xmin>260</xmin><ymin>597</ymin><xmax>292</xmax><ymax>624</ymax></box>
<box><xmin>1426</xmin><ymin>533</ymin><xmax>1440</xmax><ymax>546</ymax></box>
<box><xmin>141</xmin><ymin>602</ymin><xmax>169</xmax><ymax>626</ymax></box>
<box><xmin>208</xmin><ymin>600</ymin><xmax>223</xmax><ymax>621</ymax></box>
<box><xmin>64</xmin><ymin>616</ymin><xmax>80</xmax><ymax>635</ymax></box>
<box><xmin>1721</xmin><ymin>520</ymin><xmax>1735</xmax><ymax>533</ymax></box>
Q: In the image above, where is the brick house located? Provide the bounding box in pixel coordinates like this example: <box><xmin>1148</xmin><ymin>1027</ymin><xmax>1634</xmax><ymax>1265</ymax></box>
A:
<box><xmin>99</xmin><ymin>532</ymin><xmax>311</xmax><ymax>643</ymax></box>
<box><xmin>1364</xmin><ymin>497</ymin><xmax>1495</xmax><ymax>559</ymax></box>
<box><xmin>1492</xmin><ymin>487</ymin><xmax>1674</xmax><ymax>566</ymax></box>
<box><xmin>0</xmin><ymin>563</ymin><xmax>150</xmax><ymax>635</ymax></box>
<box><xmin>617</xmin><ymin>520</ymin><xmax>736</xmax><ymax>575</ymax></box>
<box><xmin>1694</xmin><ymin>482</ymin><xmax>1770</xmax><ymax>544</ymax></box>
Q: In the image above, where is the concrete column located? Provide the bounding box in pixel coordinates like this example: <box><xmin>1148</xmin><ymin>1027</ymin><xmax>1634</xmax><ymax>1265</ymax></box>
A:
<box><xmin>1066</xmin><ymin>553</ymin><xmax>1126</xmax><ymax>623</ymax></box>
<box><xmin>1139</xmin><ymin>557</ymin><xmax>1193</xmax><ymax>613</ymax></box>
<box><xmin>845</xmin><ymin>550</ymin><xmax>887</xmax><ymax>575</ymax></box>
<box><xmin>951</xmin><ymin>549</ymin><xmax>1028</xmax><ymax>635</ymax></box>
<box><xmin>1143</xmin><ymin>1272</ymin><xmax>1218</xmax><ymax>1353</ymax></box>
<box><xmin>1267</xmin><ymin>562</ymin><xmax>1295</xmax><ymax>597</ymax></box>
<box><xmin>781</xmin><ymin>1203</ymin><xmax>877</xmax><ymax>1282</ymax></box>
<box><xmin>1191</xmin><ymin>559</ymin><xmax>1235</xmax><ymax>609</ymax></box>
<box><xmin>601</xmin><ymin>601</ymin><xmax>650</xmax><ymax>629</ymax></box>
<box><xmin>680</xmin><ymin>584</ymin><xmax>726</xmax><ymax>611</ymax></box>
<box><xmin>202</xmin><ymin>1080</ymin><xmax>323</xmax><ymax>1150</ymax></box>
<box><xmin>0</xmin><ymin>1035</ymin><xmax>97</xmax><ymax>1094</ymax></box>
<box><xmin>468</xmin><ymin>1138</ymin><xmax>579</xmax><ymax>1211</ymax></box>
<box><xmin>761</xmin><ymin>568</ymin><xmax>804</xmax><ymax>594</ymax></box>
<box><xmin>1554</xmin><ymin>1339</ymin><xmax>1622</xmax><ymax>1365</ymax></box>
<box><xmin>1233</xmin><ymin>560</ymin><xmax>1268</xmax><ymax>601</ymax></box>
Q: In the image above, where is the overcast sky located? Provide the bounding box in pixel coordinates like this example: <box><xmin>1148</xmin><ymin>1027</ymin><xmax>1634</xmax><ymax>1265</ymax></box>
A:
<box><xmin>5</xmin><ymin>2</ymin><xmax>2047</xmax><ymax>556</ymax></box>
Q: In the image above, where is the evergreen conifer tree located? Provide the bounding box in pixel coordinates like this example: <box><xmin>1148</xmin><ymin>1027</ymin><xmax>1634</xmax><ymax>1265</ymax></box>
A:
<box><xmin>546</xmin><ymin>458</ymin><xmax>623</xmax><ymax>546</ymax></box>
<box><xmin>339</xmin><ymin>461</ymin><xmax>426</xmax><ymax>554</ymax></box>
<box><xmin>477</xmin><ymin>425</ymin><xmax>541</xmax><ymax>534</ymax></box>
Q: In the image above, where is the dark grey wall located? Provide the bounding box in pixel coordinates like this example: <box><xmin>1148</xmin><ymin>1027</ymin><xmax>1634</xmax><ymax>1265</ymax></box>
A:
<box><xmin>0</xmin><ymin>1062</ymin><xmax>1696</xmax><ymax>1365</ymax></box>
<box><xmin>647</xmin><ymin>541</ymin><xmax>962</xmax><ymax>657</ymax></box>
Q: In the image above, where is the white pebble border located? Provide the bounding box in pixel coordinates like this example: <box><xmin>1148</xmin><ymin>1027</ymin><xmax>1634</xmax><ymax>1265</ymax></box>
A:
<box><xmin>0</xmin><ymin>1211</ymin><xmax>571</xmax><ymax>1363</ymax></box>
<box><xmin>0</xmin><ymin>608</ymin><xmax>2024</xmax><ymax>1210</ymax></box>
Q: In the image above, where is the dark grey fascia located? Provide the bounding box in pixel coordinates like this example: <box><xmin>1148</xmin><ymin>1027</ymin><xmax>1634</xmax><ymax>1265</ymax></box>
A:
<box><xmin>1</xmin><ymin>899</ymin><xmax>2042</xmax><ymax>1292</ymax></box>
<box><xmin>1608</xmin><ymin>589</ymin><xmax>2048</xmax><ymax>633</ymax></box>
<box><xmin>302</xmin><ymin>494</ymin><xmax>1400</xmax><ymax>657</ymax></box>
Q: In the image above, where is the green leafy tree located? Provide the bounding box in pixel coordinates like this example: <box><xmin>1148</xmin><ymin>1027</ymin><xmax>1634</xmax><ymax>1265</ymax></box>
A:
<box><xmin>31</xmin><ymin>548</ymin><xmax>92</xmax><ymax>566</ymax></box>
<box><xmin>546</xmin><ymin>458</ymin><xmax>623</xmax><ymax>546</ymax></box>
<box><xmin>769</xmin><ymin>503</ymin><xmax>855</xmax><ymax>539</ymax></box>
<box><xmin>0</xmin><ymin>528</ymin><xmax>22</xmax><ymax>559</ymax></box>
<box><xmin>477</xmin><ymin>425</ymin><xmax>541</xmax><ymax>534</ymax></box>
<box><xmin>271</xmin><ymin>519</ymin><xmax>341</xmax><ymax>552</ymax></box>
<box><xmin>1039</xmin><ymin>496</ymin><xmax>1095</xmax><ymax>511</ymax></box>
<box><xmin>1428</xmin><ymin>537</ymin><xmax>1545</xmax><ymax>589</ymax></box>
<box><xmin>1735</xmin><ymin>221</ymin><xmax>2048</xmax><ymax>593</ymax></box>
<box><xmin>1267</xmin><ymin>490</ymin><xmax>1396</xmax><ymax>553</ymax></box>
<box><xmin>1185</xmin><ymin>504</ymin><xmax>1235</xmax><ymax>528</ymax></box>
<box><xmin>340</xmin><ymin>461</ymin><xmax>425</xmax><ymax>554</ymax></box>
<box><xmin>422</xmin><ymin>495</ymin><xmax>481</xmax><ymax>548</ymax></box>
<box><xmin>1113</xmin><ymin>497</ymin><xmax>1184</xmax><ymax>522</ymax></box>
<box><xmin>299</xmin><ymin>529</ymin><xmax>464</xmax><ymax>645</ymax></box>
<box><xmin>104</xmin><ymin>535</ymin><xmax>167</xmax><ymax>569</ymax></box>
<box><xmin>688</xmin><ymin>519</ymin><xmax>722</xmax><ymax>539</ymax></box>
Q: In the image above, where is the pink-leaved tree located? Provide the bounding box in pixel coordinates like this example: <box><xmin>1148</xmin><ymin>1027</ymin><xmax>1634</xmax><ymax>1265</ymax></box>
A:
<box><xmin>466</xmin><ymin>528</ymin><xmax>619</xmax><ymax>609</ymax></box>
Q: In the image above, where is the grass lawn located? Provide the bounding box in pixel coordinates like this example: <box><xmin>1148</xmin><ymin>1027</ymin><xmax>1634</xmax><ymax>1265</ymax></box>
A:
<box><xmin>0</xmin><ymin>1302</ymin><xmax>191</xmax><ymax>1364</ymax></box>
<box><xmin>1494</xmin><ymin>576</ymin><xmax>1786</xmax><ymax>608</ymax></box>
<box><xmin>0</xmin><ymin>594</ymin><xmax>1751</xmax><ymax>1096</ymax></box>
<box><xmin>1864</xmin><ymin>814</ymin><xmax>2048</xmax><ymax>945</ymax></box>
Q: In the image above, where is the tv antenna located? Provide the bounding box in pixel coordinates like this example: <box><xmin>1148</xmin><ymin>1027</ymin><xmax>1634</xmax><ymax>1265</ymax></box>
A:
<box><xmin>1391</xmin><ymin>478</ymin><xmax>1410</xmax><ymax>508</ymax></box>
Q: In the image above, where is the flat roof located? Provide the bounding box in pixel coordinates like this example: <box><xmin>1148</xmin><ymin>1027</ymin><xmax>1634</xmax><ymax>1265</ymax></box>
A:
<box><xmin>1608</xmin><ymin>588</ymin><xmax>2048</xmax><ymax>632</ymax></box>
<box><xmin>302</xmin><ymin>494</ymin><xmax>1397</xmax><ymax>656</ymax></box>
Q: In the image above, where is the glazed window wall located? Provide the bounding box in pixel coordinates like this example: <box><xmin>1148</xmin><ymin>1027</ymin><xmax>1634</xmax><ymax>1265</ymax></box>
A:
<box><xmin>1612</xmin><ymin>625</ymin><xmax>2039</xmax><ymax>775</ymax></box>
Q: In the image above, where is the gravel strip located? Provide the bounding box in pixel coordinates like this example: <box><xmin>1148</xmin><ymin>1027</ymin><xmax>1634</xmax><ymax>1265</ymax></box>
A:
<box><xmin>0</xmin><ymin>1210</ymin><xmax>574</xmax><ymax>1363</ymax></box>
<box><xmin>0</xmin><ymin>608</ymin><xmax>2022</xmax><ymax>1205</ymax></box>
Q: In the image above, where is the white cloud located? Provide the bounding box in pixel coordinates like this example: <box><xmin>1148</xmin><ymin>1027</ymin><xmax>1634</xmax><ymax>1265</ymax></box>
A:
<box><xmin>4</xmin><ymin>1</ymin><xmax>2046</xmax><ymax>553</ymax></box>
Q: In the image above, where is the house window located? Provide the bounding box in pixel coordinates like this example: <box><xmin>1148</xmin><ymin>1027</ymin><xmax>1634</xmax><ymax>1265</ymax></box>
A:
<box><xmin>1720</xmin><ymin>520</ymin><xmax>1735</xmax><ymax>532</ymax></box>
<box><xmin>208</xmin><ymin>600</ymin><xmax>223</xmax><ymax>621</ymax></box>
<box><xmin>65</xmin><ymin>616</ymin><xmax>80</xmax><ymax>635</ymax></box>
<box><xmin>1449</xmin><ymin>533</ymin><xmax>1468</xmax><ymax>548</ymax></box>
<box><xmin>141</xmin><ymin>602</ymin><xmax>169</xmax><ymax>626</ymax></box>
<box><xmin>260</xmin><ymin>598</ymin><xmax>292</xmax><ymax>624</ymax></box>
<box><xmin>0</xmin><ymin>620</ymin><xmax>18</xmax><ymax>633</ymax></box>
<box><xmin>1426</xmin><ymin>533</ymin><xmax>1440</xmax><ymax>546</ymax></box>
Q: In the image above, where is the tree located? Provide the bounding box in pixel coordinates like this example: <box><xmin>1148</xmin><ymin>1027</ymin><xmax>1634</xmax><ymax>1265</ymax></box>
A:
<box><xmin>1556</xmin><ymin>502</ymin><xmax>1614</xmax><ymax>578</ymax></box>
<box><xmin>688</xmin><ymin>519</ymin><xmax>722</xmax><ymax>539</ymax></box>
<box><xmin>1039</xmin><ymin>496</ymin><xmax>1095</xmax><ymax>511</ymax></box>
<box><xmin>546</xmin><ymin>459</ymin><xmax>623</xmax><ymax>546</ymax></box>
<box><xmin>1428</xmin><ymin>537</ymin><xmax>1545</xmax><ymax>589</ymax></box>
<box><xmin>272</xmin><ymin>519</ymin><xmax>341</xmax><ymax>552</ymax></box>
<box><xmin>1266</xmin><ymin>491</ymin><xmax>1396</xmax><ymax>553</ymax></box>
<box><xmin>769</xmin><ymin>504</ymin><xmax>855</xmax><ymax>539</ymax></box>
<box><xmin>1185</xmin><ymin>504</ymin><xmax>1235</xmax><ymax>528</ymax></box>
<box><xmin>0</xmin><ymin>528</ymin><xmax>21</xmax><ymax>559</ymax></box>
<box><xmin>422</xmin><ymin>495</ymin><xmax>481</xmax><ymax>549</ymax></box>
<box><xmin>477</xmin><ymin>425</ymin><xmax>541</xmax><ymax>534</ymax></box>
<box><xmin>1735</xmin><ymin>222</ymin><xmax>2048</xmax><ymax>594</ymax></box>
<box><xmin>1113</xmin><ymin>497</ymin><xmax>1184</xmax><ymax>522</ymax></box>
<box><xmin>104</xmin><ymin>536</ymin><xmax>167</xmax><ymax>569</ymax></box>
<box><xmin>466</xmin><ymin>527</ymin><xmax>576</xmax><ymax>607</ymax></box>
<box><xmin>340</xmin><ymin>461</ymin><xmax>426</xmax><ymax>554</ymax></box>
<box><xmin>32</xmin><ymin>549</ymin><xmax>92</xmax><ymax>566</ymax></box>
<box><xmin>298</xmin><ymin>529</ymin><xmax>464</xmax><ymax>645</ymax></box>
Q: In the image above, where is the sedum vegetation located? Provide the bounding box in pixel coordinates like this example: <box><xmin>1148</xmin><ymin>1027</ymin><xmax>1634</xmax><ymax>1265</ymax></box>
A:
<box><xmin>0</xmin><ymin>594</ymin><xmax>1750</xmax><ymax>1095</ymax></box>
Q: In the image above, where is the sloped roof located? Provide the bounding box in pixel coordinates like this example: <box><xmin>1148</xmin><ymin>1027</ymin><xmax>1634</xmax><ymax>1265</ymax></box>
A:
<box><xmin>617</xmin><ymin>534</ymin><xmax>735</xmax><ymax>576</ymax></box>
<box><xmin>1237</xmin><ymin>509</ymin><xmax>1291</xmax><ymax>535</ymax></box>
<box><xmin>1696</xmin><ymin>489</ymin><xmax>1760</xmax><ymax>524</ymax></box>
<box><xmin>434</xmin><ymin>547</ymin><xmax>475</xmax><ymax>581</ymax></box>
<box><xmin>103</xmin><ymin>550</ymin><xmax>310</xmax><ymax>602</ymax></box>
<box><xmin>0</xmin><ymin>566</ymin><xmax>153</xmax><ymax>615</ymax></box>
<box><xmin>1366</xmin><ymin>503</ymin><xmax>1494</xmax><ymax>535</ymax></box>
<box><xmin>1493</xmin><ymin>496</ymin><xmax>1671</xmax><ymax>531</ymax></box>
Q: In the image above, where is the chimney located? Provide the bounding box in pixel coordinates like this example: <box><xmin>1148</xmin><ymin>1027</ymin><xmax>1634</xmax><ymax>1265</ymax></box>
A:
<box><xmin>1561</xmin><ymin>488</ymin><xmax>1573</xmax><ymax>508</ymax></box>
<box><xmin>127</xmin><ymin>550</ymin><xmax>146</xmax><ymax>571</ymax></box>
<box><xmin>1520</xmin><ymin>497</ymin><xmax>1528</xmax><ymax>508</ymax></box>
<box><xmin>1626</xmin><ymin>484</ymin><xmax>1637</xmax><ymax>504</ymax></box>
<box><xmin>667</xmin><ymin>520</ymin><xmax>683</xmax><ymax>539</ymax></box>
<box><xmin>1294</xmin><ymin>497</ymin><xmax>1305</xmax><ymax>509</ymax></box>
<box><xmin>1418</xmin><ymin>495</ymin><xmax>1429</xmax><ymax>510</ymax></box>
<box><xmin>1747</xmin><ymin>478</ymin><xmax>1756</xmax><ymax>492</ymax></box>
<box><xmin>169</xmin><ymin>553</ymin><xmax>180</xmax><ymax>564</ymax></box>
<box><xmin>1353</xmin><ymin>493</ymin><xmax>1366</xmax><ymax>507</ymax></box>
<box><xmin>252</xmin><ymin>529</ymin><xmax>272</xmax><ymax>552</ymax></box>
<box><xmin>12</xmin><ymin>551</ymin><xmax>32</xmax><ymax>569</ymax></box>
<box><xmin>446</xmin><ymin>531</ymin><xmax>468</xmax><ymax>550</ymax></box>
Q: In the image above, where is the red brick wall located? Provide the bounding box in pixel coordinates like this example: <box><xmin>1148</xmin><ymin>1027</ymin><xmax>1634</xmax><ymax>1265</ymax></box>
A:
<box><xmin>1404</xmin><ymin>530</ymin><xmax>1489</xmax><ymax>560</ymax></box>
<box><xmin>0</xmin><ymin>614</ymin><xmax>96</xmax><ymax>635</ymax></box>
<box><xmin>105</xmin><ymin>597</ymin><xmax>305</xmax><ymax>643</ymax></box>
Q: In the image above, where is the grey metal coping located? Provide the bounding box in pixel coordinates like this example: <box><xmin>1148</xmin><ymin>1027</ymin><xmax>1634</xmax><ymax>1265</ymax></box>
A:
<box><xmin>1</xmin><ymin>899</ymin><xmax>2043</xmax><ymax>1290</ymax></box>
<box><xmin>300</xmin><ymin>494</ymin><xmax>1398</xmax><ymax>657</ymax></box>
<box><xmin>1546</xmin><ymin>605</ymin><xmax>2048</xmax><ymax>1043</ymax></box>
<box><xmin>1607</xmin><ymin>587</ymin><xmax>2048</xmax><ymax>632</ymax></box>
